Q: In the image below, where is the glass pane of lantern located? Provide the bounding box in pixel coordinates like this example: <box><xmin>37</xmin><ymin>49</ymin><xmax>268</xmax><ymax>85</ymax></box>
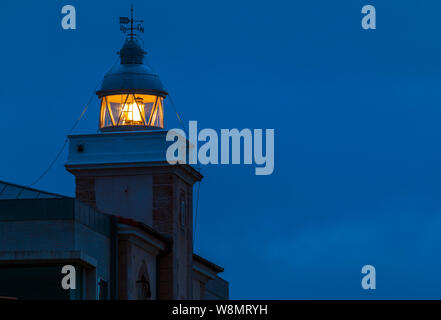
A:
<box><xmin>146</xmin><ymin>98</ymin><xmax>164</xmax><ymax>127</ymax></box>
<box><xmin>100</xmin><ymin>99</ymin><xmax>106</xmax><ymax>127</ymax></box>
<box><xmin>109</xmin><ymin>102</ymin><xmax>123</xmax><ymax>124</ymax></box>
<box><xmin>144</xmin><ymin>103</ymin><xmax>153</xmax><ymax>122</ymax></box>
<box><xmin>100</xmin><ymin>99</ymin><xmax>113</xmax><ymax>127</ymax></box>
<box><xmin>104</xmin><ymin>107</ymin><xmax>113</xmax><ymax>127</ymax></box>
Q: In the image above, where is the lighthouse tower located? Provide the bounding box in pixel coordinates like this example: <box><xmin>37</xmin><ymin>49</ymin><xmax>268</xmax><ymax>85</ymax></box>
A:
<box><xmin>65</xmin><ymin>9</ymin><xmax>203</xmax><ymax>299</ymax></box>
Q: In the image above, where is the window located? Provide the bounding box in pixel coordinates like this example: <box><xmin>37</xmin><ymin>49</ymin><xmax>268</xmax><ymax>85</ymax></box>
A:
<box><xmin>136</xmin><ymin>261</ymin><xmax>151</xmax><ymax>300</ymax></box>
<box><xmin>98</xmin><ymin>279</ymin><xmax>108</xmax><ymax>300</ymax></box>
<box><xmin>180</xmin><ymin>195</ymin><xmax>186</xmax><ymax>228</ymax></box>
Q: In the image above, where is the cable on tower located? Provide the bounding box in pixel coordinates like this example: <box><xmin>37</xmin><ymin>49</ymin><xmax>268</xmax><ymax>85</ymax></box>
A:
<box><xmin>29</xmin><ymin>87</ymin><xmax>96</xmax><ymax>187</ymax></box>
<box><xmin>29</xmin><ymin>58</ymin><xmax>119</xmax><ymax>187</ymax></box>
<box><xmin>142</xmin><ymin>58</ymin><xmax>188</xmax><ymax>134</ymax></box>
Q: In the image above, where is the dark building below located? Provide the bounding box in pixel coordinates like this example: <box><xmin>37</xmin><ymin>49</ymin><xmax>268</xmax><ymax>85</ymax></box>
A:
<box><xmin>0</xmin><ymin>181</ymin><xmax>228</xmax><ymax>300</ymax></box>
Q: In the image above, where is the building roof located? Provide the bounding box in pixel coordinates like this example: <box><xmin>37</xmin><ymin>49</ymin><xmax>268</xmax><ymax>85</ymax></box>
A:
<box><xmin>117</xmin><ymin>216</ymin><xmax>172</xmax><ymax>246</ymax></box>
<box><xmin>193</xmin><ymin>253</ymin><xmax>224</xmax><ymax>273</ymax></box>
<box><xmin>0</xmin><ymin>198</ymin><xmax>113</xmax><ymax>238</ymax></box>
<box><xmin>0</xmin><ymin>180</ymin><xmax>68</xmax><ymax>200</ymax></box>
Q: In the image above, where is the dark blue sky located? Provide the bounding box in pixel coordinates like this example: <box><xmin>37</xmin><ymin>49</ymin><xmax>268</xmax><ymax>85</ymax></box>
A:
<box><xmin>1</xmin><ymin>0</ymin><xmax>441</xmax><ymax>298</ymax></box>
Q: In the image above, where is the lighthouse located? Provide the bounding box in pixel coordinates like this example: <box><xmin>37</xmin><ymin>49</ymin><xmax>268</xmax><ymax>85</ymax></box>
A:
<box><xmin>0</xmin><ymin>8</ymin><xmax>227</xmax><ymax>300</ymax></box>
<box><xmin>65</xmin><ymin>8</ymin><xmax>214</xmax><ymax>300</ymax></box>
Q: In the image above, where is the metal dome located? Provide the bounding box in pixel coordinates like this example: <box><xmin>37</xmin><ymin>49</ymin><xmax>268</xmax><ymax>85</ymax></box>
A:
<box><xmin>96</xmin><ymin>39</ymin><xmax>168</xmax><ymax>98</ymax></box>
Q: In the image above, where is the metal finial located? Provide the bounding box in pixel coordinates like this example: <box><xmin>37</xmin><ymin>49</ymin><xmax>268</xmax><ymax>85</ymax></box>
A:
<box><xmin>119</xmin><ymin>5</ymin><xmax>144</xmax><ymax>40</ymax></box>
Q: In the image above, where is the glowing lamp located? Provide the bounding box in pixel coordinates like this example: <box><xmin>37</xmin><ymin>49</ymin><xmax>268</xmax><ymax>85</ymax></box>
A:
<box><xmin>99</xmin><ymin>94</ymin><xmax>164</xmax><ymax>130</ymax></box>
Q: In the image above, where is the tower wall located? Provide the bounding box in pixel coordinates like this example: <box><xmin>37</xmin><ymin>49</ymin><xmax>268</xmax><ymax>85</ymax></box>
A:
<box><xmin>153</xmin><ymin>174</ymin><xmax>194</xmax><ymax>299</ymax></box>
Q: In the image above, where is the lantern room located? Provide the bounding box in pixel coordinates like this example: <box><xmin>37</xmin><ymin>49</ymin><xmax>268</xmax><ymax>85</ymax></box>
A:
<box><xmin>96</xmin><ymin>19</ymin><xmax>168</xmax><ymax>132</ymax></box>
<box><xmin>99</xmin><ymin>93</ymin><xmax>164</xmax><ymax>130</ymax></box>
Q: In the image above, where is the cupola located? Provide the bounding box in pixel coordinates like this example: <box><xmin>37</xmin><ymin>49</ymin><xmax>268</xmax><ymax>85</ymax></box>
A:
<box><xmin>96</xmin><ymin>8</ymin><xmax>167</xmax><ymax>132</ymax></box>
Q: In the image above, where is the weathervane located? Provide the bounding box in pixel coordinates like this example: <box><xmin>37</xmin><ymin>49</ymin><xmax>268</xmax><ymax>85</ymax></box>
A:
<box><xmin>119</xmin><ymin>5</ymin><xmax>144</xmax><ymax>40</ymax></box>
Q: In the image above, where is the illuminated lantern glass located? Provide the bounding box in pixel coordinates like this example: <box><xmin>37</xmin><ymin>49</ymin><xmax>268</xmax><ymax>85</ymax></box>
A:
<box><xmin>100</xmin><ymin>93</ymin><xmax>164</xmax><ymax>130</ymax></box>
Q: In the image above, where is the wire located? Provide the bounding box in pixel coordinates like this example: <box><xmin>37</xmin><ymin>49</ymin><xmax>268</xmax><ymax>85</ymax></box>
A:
<box><xmin>167</xmin><ymin>93</ymin><xmax>188</xmax><ymax>134</ymax></box>
<box><xmin>29</xmin><ymin>58</ymin><xmax>120</xmax><ymax>188</ymax></box>
<box><xmin>192</xmin><ymin>162</ymin><xmax>205</xmax><ymax>249</ymax></box>
<box><xmin>142</xmin><ymin>59</ymin><xmax>205</xmax><ymax>248</ymax></box>
<box><xmin>29</xmin><ymin>140</ymin><xmax>69</xmax><ymax>187</ymax></box>
<box><xmin>143</xmin><ymin>57</ymin><xmax>188</xmax><ymax>134</ymax></box>
<box><xmin>143</xmin><ymin>58</ymin><xmax>205</xmax><ymax>250</ymax></box>
<box><xmin>28</xmin><ymin>87</ymin><xmax>97</xmax><ymax>187</ymax></box>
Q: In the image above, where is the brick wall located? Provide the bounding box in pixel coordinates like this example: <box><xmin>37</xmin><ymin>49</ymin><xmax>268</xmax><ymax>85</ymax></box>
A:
<box><xmin>76</xmin><ymin>177</ymin><xmax>96</xmax><ymax>208</ymax></box>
